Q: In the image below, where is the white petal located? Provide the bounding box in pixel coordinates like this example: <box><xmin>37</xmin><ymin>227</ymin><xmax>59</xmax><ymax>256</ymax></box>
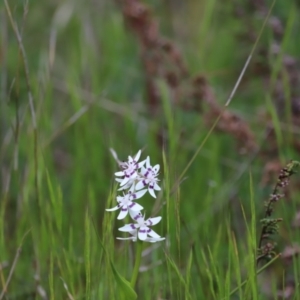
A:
<box><xmin>106</xmin><ymin>205</ymin><xmax>120</xmax><ymax>212</ymax></box>
<box><xmin>148</xmin><ymin>187</ymin><xmax>156</xmax><ymax>198</ymax></box>
<box><xmin>154</xmin><ymin>183</ymin><xmax>161</xmax><ymax>191</ymax></box>
<box><xmin>138</xmin><ymin>227</ymin><xmax>148</xmax><ymax>240</ymax></box>
<box><xmin>118</xmin><ymin>184</ymin><xmax>129</xmax><ymax>191</ymax></box>
<box><xmin>128</xmin><ymin>230</ymin><xmax>138</xmax><ymax>236</ymax></box>
<box><xmin>116</xmin><ymin>196</ymin><xmax>123</xmax><ymax>202</ymax></box>
<box><xmin>153</xmin><ymin>164</ymin><xmax>160</xmax><ymax>173</ymax></box>
<box><xmin>129</xmin><ymin>202</ymin><xmax>144</xmax><ymax>211</ymax></box>
<box><xmin>117</xmin><ymin>229</ymin><xmax>137</xmax><ymax>242</ymax></box>
<box><xmin>118</xmin><ymin>180</ymin><xmax>134</xmax><ymax>190</ymax></box>
<box><xmin>147</xmin><ymin>229</ymin><xmax>160</xmax><ymax>238</ymax></box>
<box><xmin>145</xmin><ymin>237</ymin><xmax>165</xmax><ymax>243</ymax></box>
<box><xmin>116</xmin><ymin>236</ymin><xmax>137</xmax><ymax>242</ymax></box>
<box><xmin>135</xmin><ymin>180</ymin><xmax>146</xmax><ymax>190</ymax></box>
<box><xmin>119</xmin><ymin>224</ymin><xmax>138</xmax><ymax>232</ymax></box>
<box><xmin>137</xmin><ymin>159</ymin><xmax>146</xmax><ymax>168</ymax></box>
<box><xmin>133</xmin><ymin>189</ymin><xmax>147</xmax><ymax>199</ymax></box>
<box><xmin>146</xmin><ymin>216</ymin><xmax>162</xmax><ymax>226</ymax></box>
<box><xmin>117</xmin><ymin>208</ymin><xmax>129</xmax><ymax>220</ymax></box>
<box><xmin>129</xmin><ymin>184</ymin><xmax>136</xmax><ymax>192</ymax></box>
<box><xmin>120</xmin><ymin>176</ymin><xmax>131</xmax><ymax>187</ymax></box>
<box><xmin>145</xmin><ymin>156</ymin><xmax>150</xmax><ymax>168</ymax></box>
<box><xmin>139</xmin><ymin>166</ymin><xmax>146</xmax><ymax>174</ymax></box>
<box><xmin>128</xmin><ymin>157</ymin><xmax>134</xmax><ymax>164</ymax></box>
<box><xmin>129</xmin><ymin>210</ymin><xmax>143</xmax><ymax>222</ymax></box>
<box><xmin>134</xmin><ymin>150</ymin><xmax>141</xmax><ymax>161</ymax></box>
<box><xmin>115</xmin><ymin>171</ymin><xmax>124</xmax><ymax>176</ymax></box>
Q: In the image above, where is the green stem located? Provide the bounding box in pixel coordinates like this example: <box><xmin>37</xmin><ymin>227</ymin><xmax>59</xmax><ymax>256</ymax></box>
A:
<box><xmin>130</xmin><ymin>240</ymin><xmax>143</xmax><ymax>288</ymax></box>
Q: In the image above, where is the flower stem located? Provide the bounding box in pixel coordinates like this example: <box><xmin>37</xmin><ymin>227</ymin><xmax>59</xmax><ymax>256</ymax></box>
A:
<box><xmin>130</xmin><ymin>240</ymin><xmax>143</xmax><ymax>288</ymax></box>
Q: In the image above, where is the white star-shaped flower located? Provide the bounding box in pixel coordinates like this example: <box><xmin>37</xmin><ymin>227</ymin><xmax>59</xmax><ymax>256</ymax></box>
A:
<box><xmin>114</xmin><ymin>150</ymin><xmax>146</xmax><ymax>187</ymax></box>
<box><xmin>118</xmin><ymin>210</ymin><xmax>163</xmax><ymax>241</ymax></box>
<box><xmin>135</xmin><ymin>156</ymin><xmax>161</xmax><ymax>198</ymax></box>
<box><xmin>106</xmin><ymin>188</ymin><xmax>147</xmax><ymax>220</ymax></box>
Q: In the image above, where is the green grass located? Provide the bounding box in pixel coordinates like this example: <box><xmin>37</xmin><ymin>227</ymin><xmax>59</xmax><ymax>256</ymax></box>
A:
<box><xmin>1</xmin><ymin>0</ymin><xmax>300</xmax><ymax>299</ymax></box>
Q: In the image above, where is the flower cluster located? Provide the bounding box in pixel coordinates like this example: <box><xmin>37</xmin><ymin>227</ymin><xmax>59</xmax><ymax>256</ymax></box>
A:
<box><xmin>107</xmin><ymin>149</ymin><xmax>165</xmax><ymax>243</ymax></box>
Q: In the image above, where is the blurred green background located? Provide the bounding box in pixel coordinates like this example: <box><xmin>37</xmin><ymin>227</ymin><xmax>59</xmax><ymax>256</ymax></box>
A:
<box><xmin>1</xmin><ymin>0</ymin><xmax>300</xmax><ymax>298</ymax></box>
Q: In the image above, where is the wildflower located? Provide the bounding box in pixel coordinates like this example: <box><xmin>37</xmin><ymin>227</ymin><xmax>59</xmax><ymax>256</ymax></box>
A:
<box><xmin>114</xmin><ymin>150</ymin><xmax>146</xmax><ymax>187</ymax></box>
<box><xmin>135</xmin><ymin>156</ymin><xmax>161</xmax><ymax>198</ymax></box>
<box><xmin>108</xmin><ymin>149</ymin><xmax>164</xmax><ymax>243</ymax></box>
<box><xmin>118</xmin><ymin>210</ymin><xmax>163</xmax><ymax>241</ymax></box>
<box><xmin>106</xmin><ymin>188</ymin><xmax>147</xmax><ymax>220</ymax></box>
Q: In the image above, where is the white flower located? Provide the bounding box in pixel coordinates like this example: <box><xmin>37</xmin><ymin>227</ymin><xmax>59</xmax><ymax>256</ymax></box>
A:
<box><xmin>114</xmin><ymin>150</ymin><xmax>146</xmax><ymax>187</ymax></box>
<box><xmin>117</xmin><ymin>230</ymin><xmax>165</xmax><ymax>243</ymax></box>
<box><xmin>109</xmin><ymin>148</ymin><xmax>164</xmax><ymax>242</ymax></box>
<box><xmin>106</xmin><ymin>189</ymin><xmax>147</xmax><ymax>220</ymax></box>
<box><xmin>135</xmin><ymin>156</ymin><xmax>161</xmax><ymax>198</ymax></box>
<box><xmin>118</xmin><ymin>210</ymin><xmax>163</xmax><ymax>241</ymax></box>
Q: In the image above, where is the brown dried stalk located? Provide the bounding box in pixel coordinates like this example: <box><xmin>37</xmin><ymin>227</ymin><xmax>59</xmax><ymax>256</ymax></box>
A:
<box><xmin>118</xmin><ymin>0</ymin><xmax>257</xmax><ymax>153</ymax></box>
